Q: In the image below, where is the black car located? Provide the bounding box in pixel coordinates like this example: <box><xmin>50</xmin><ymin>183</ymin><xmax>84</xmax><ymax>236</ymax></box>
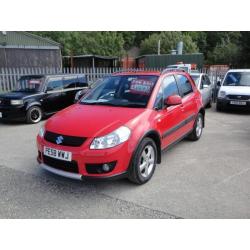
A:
<box><xmin>74</xmin><ymin>76</ymin><xmax>110</xmax><ymax>103</ymax></box>
<box><xmin>0</xmin><ymin>74</ymin><xmax>88</xmax><ymax>124</ymax></box>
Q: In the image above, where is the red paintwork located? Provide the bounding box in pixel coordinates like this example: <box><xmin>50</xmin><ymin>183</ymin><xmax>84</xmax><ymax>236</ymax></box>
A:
<box><xmin>37</xmin><ymin>70</ymin><xmax>203</xmax><ymax>178</ymax></box>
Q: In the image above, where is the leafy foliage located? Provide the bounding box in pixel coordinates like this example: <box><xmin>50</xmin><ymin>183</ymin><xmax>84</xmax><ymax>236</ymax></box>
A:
<box><xmin>140</xmin><ymin>32</ymin><xmax>198</xmax><ymax>55</ymax></box>
<box><xmin>31</xmin><ymin>31</ymin><xmax>250</xmax><ymax>67</ymax></box>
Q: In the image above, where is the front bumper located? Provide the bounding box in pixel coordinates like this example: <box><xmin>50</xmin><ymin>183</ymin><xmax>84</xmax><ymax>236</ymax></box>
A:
<box><xmin>37</xmin><ymin>135</ymin><xmax>133</xmax><ymax>180</ymax></box>
<box><xmin>217</xmin><ymin>98</ymin><xmax>250</xmax><ymax>110</ymax></box>
<box><xmin>39</xmin><ymin>163</ymin><xmax>127</xmax><ymax>181</ymax></box>
<box><xmin>0</xmin><ymin>105</ymin><xmax>26</xmax><ymax>121</ymax></box>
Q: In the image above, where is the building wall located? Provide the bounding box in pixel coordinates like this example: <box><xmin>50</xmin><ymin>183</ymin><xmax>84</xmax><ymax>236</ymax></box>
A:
<box><xmin>0</xmin><ymin>48</ymin><xmax>62</xmax><ymax>68</ymax></box>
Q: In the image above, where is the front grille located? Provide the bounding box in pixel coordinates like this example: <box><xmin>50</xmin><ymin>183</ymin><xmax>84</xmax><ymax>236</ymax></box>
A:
<box><xmin>43</xmin><ymin>155</ymin><xmax>79</xmax><ymax>173</ymax></box>
<box><xmin>0</xmin><ymin>98</ymin><xmax>10</xmax><ymax>106</ymax></box>
<box><xmin>44</xmin><ymin>131</ymin><xmax>87</xmax><ymax>147</ymax></box>
<box><xmin>227</xmin><ymin>95</ymin><xmax>250</xmax><ymax>100</ymax></box>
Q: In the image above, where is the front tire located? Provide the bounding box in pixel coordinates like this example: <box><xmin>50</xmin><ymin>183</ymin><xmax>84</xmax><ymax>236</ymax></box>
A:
<box><xmin>216</xmin><ymin>102</ymin><xmax>223</xmax><ymax>112</ymax></box>
<box><xmin>188</xmin><ymin>113</ymin><xmax>203</xmax><ymax>141</ymax></box>
<box><xmin>26</xmin><ymin>106</ymin><xmax>43</xmax><ymax>124</ymax></box>
<box><xmin>128</xmin><ymin>138</ymin><xmax>157</xmax><ymax>185</ymax></box>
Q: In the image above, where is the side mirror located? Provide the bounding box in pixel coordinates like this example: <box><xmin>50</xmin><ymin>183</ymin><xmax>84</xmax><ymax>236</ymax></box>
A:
<box><xmin>165</xmin><ymin>95</ymin><xmax>182</xmax><ymax>106</ymax></box>
<box><xmin>217</xmin><ymin>81</ymin><xmax>221</xmax><ymax>87</ymax></box>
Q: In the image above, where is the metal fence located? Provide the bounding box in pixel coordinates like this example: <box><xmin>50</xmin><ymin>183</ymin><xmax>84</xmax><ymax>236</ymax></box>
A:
<box><xmin>0</xmin><ymin>67</ymin><xmax>227</xmax><ymax>93</ymax></box>
<box><xmin>0</xmin><ymin>67</ymin><xmax>165</xmax><ymax>92</ymax></box>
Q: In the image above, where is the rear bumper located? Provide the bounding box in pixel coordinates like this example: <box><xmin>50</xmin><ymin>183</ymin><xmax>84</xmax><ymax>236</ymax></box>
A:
<box><xmin>39</xmin><ymin>163</ymin><xmax>127</xmax><ymax>181</ymax></box>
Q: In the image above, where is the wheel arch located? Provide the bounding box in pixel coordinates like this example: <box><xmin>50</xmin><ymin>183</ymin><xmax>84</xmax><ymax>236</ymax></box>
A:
<box><xmin>26</xmin><ymin>101</ymin><xmax>42</xmax><ymax>111</ymax></box>
<box><xmin>136</xmin><ymin>130</ymin><xmax>162</xmax><ymax>164</ymax></box>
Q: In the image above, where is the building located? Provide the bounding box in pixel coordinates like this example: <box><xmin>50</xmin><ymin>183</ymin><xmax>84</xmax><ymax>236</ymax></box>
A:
<box><xmin>63</xmin><ymin>55</ymin><xmax>118</xmax><ymax>68</ymax></box>
<box><xmin>135</xmin><ymin>53</ymin><xmax>204</xmax><ymax>69</ymax></box>
<box><xmin>0</xmin><ymin>31</ymin><xmax>62</xmax><ymax>68</ymax></box>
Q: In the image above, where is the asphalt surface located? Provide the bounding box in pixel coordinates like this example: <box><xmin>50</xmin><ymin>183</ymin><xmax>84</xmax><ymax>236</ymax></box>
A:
<box><xmin>0</xmin><ymin>105</ymin><xmax>250</xmax><ymax>218</ymax></box>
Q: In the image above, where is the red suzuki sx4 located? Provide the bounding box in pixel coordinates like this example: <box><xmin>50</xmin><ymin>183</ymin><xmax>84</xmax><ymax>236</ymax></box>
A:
<box><xmin>37</xmin><ymin>70</ymin><xmax>205</xmax><ymax>184</ymax></box>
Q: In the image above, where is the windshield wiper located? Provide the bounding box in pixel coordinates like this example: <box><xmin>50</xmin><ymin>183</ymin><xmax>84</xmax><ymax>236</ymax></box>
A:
<box><xmin>81</xmin><ymin>101</ymin><xmax>118</xmax><ymax>106</ymax></box>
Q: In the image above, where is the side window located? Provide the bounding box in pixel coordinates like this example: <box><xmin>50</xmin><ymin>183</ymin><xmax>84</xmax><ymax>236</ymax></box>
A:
<box><xmin>154</xmin><ymin>86</ymin><xmax>163</xmax><ymax>110</ymax></box>
<box><xmin>205</xmin><ymin>75</ymin><xmax>212</xmax><ymax>86</ymax></box>
<box><xmin>153</xmin><ymin>75</ymin><xmax>179</xmax><ymax>110</ymax></box>
<box><xmin>200</xmin><ymin>75</ymin><xmax>206</xmax><ymax>89</ymax></box>
<box><xmin>176</xmin><ymin>75</ymin><xmax>193</xmax><ymax>97</ymax></box>
<box><xmin>63</xmin><ymin>77</ymin><xmax>76</xmax><ymax>89</ymax></box>
<box><xmin>162</xmin><ymin>75</ymin><xmax>180</xmax><ymax>99</ymax></box>
<box><xmin>47</xmin><ymin>77</ymin><xmax>63</xmax><ymax>91</ymax></box>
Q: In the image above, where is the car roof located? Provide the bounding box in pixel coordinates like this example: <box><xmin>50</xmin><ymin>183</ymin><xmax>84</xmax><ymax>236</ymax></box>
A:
<box><xmin>112</xmin><ymin>71</ymin><xmax>161</xmax><ymax>76</ymax></box>
<box><xmin>190</xmin><ymin>73</ymin><xmax>203</xmax><ymax>76</ymax></box>
<box><xmin>20</xmin><ymin>74</ymin><xmax>86</xmax><ymax>78</ymax></box>
<box><xmin>227</xmin><ymin>69</ymin><xmax>250</xmax><ymax>73</ymax></box>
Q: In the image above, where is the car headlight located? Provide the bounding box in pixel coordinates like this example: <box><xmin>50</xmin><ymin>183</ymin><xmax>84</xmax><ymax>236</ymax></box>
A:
<box><xmin>38</xmin><ymin>125</ymin><xmax>45</xmax><ymax>138</ymax></box>
<box><xmin>11</xmin><ymin>99</ymin><xmax>24</xmax><ymax>105</ymax></box>
<box><xmin>90</xmin><ymin>126</ymin><xmax>131</xmax><ymax>149</ymax></box>
<box><xmin>218</xmin><ymin>91</ymin><xmax>226</xmax><ymax>98</ymax></box>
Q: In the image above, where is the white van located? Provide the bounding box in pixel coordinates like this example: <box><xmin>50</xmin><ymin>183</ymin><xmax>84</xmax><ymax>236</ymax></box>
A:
<box><xmin>216</xmin><ymin>69</ymin><xmax>250</xmax><ymax>111</ymax></box>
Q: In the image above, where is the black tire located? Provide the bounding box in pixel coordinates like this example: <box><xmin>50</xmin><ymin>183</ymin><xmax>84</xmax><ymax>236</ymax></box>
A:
<box><xmin>206</xmin><ymin>98</ymin><xmax>212</xmax><ymax>108</ymax></box>
<box><xmin>187</xmin><ymin>113</ymin><xmax>203</xmax><ymax>141</ymax></box>
<box><xmin>216</xmin><ymin>102</ymin><xmax>223</xmax><ymax>112</ymax></box>
<box><xmin>26</xmin><ymin>106</ymin><xmax>43</xmax><ymax>124</ymax></box>
<box><xmin>128</xmin><ymin>137</ymin><xmax>157</xmax><ymax>185</ymax></box>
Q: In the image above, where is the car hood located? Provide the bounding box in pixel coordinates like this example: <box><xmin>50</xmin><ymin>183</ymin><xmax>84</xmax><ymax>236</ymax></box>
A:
<box><xmin>45</xmin><ymin>104</ymin><xmax>148</xmax><ymax>138</ymax></box>
<box><xmin>0</xmin><ymin>91</ymin><xmax>37</xmax><ymax>100</ymax></box>
<box><xmin>220</xmin><ymin>86</ymin><xmax>250</xmax><ymax>95</ymax></box>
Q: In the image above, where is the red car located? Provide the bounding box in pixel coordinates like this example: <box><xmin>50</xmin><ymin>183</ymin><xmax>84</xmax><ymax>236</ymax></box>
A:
<box><xmin>37</xmin><ymin>70</ymin><xmax>205</xmax><ymax>184</ymax></box>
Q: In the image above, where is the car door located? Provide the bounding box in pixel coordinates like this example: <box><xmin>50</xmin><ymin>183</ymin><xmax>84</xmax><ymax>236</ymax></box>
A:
<box><xmin>154</xmin><ymin>75</ymin><xmax>186</xmax><ymax>149</ymax></box>
<box><xmin>205</xmin><ymin>74</ymin><xmax>213</xmax><ymax>102</ymax></box>
<box><xmin>200</xmin><ymin>74</ymin><xmax>212</xmax><ymax>106</ymax></box>
<box><xmin>175</xmin><ymin>74</ymin><xmax>197</xmax><ymax>132</ymax></box>
<box><xmin>62</xmin><ymin>76</ymin><xmax>77</xmax><ymax>108</ymax></box>
<box><xmin>199</xmin><ymin>75</ymin><xmax>208</xmax><ymax>106</ymax></box>
<box><xmin>42</xmin><ymin>77</ymin><xmax>64</xmax><ymax>113</ymax></box>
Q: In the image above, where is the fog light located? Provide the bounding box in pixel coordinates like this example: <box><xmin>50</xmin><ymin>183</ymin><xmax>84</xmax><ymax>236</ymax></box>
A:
<box><xmin>85</xmin><ymin>161</ymin><xmax>117</xmax><ymax>174</ymax></box>
<box><xmin>102</xmin><ymin>164</ymin><xmax>110</xmax><ymax>172</ymax></box>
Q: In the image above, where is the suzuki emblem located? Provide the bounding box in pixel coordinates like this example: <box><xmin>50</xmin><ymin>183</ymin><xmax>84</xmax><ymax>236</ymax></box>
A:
<box><xmin>56</xmin><ymin>136</ymin><xmax>64</xmax><ymax>145</ymax></box>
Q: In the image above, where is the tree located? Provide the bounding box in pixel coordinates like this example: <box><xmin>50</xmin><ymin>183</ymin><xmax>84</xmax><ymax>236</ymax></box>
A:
<box><xmin>139</xmin><ymin>32</ymin><xmax>198</xmax><ymax>55</ymax></box>
<box><xmin>207</xmin><ymin>37</ymin><xmax>241</xmax><ymax>66</ymax></box>
<box><xmin>31</xmin><ymin>31</ymin><xmax>125</xmax><ymax>57</ymax></box>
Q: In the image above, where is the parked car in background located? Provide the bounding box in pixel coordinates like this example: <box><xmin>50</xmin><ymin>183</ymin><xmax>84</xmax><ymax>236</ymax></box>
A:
<box><xmin>166</xmin><ymin>64</ymin><xmax>192</xmax><ymax>73</ymax></box>
<box><xmin>190</xmin><ymin>73</ymin><xmax>213</xmax><ymax>108</ymax></box>
<box><xmin>0</xmin><ymin>74</ymin><xmax>88</xmax><ymax>124</ymax></box>
<box><xmin>74</xmin><ymin>76</ymin><xmax>110</xmax><ymax>103</ymax></box>
<box><xmin>37</xmin><ymin>69</ymin><xmax>205</xmax><ymax>184</ymax></box>
<box><xmin>216</xmin><ymin>69</ymin><xmax>250</xmax><ymax>111</ymax></box>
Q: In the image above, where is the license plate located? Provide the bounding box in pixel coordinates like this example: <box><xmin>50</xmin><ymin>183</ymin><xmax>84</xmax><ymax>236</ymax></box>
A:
<box><xmin>230</xmin><ymin>101</ymin><xmax>247</xmax><ymax>106</ymax></box>
<box><xmin>43</xmin><ymin>146</ymin><xmax>72</xmax><ymax>162</ymax></box>
<box><xmin>0</xmin><ymin>112</ymin><xmax>2</xmax><ymax>118</ymax></box>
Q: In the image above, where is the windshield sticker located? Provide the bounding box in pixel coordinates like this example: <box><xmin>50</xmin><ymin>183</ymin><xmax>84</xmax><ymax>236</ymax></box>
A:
<box><xmin>29</xmin><ymin>80</ymin><xmax>42</xmax><ymax>84</ymax></box>
<box><xmin>130</xmin><ymin>79</ymin><xmax>154</xmax><ymax>95</ymax></box>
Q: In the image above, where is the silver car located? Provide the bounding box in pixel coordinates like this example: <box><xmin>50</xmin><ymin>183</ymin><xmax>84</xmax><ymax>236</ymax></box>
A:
<box><xmin>190</xmin><ymin>73</ymin><xmax>213</xmax><ymax>108</ymax></box>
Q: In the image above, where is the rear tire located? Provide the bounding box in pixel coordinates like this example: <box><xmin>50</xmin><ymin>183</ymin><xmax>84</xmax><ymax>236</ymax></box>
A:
<box><xmin>26</xmin><ymin>106</ymin><xmax>42</xmax><ymax>124</ymax></box>
<box><xmin>188</xmin><ymin>113</ymin><xmax>203</xmax><ymax>141</ymax></box>
<box><xmin>128</xmin><ymin>138</ymin><xmax>157</xmax><ymax>185</ymax></box>
<box><xmin>206</xmin><ymin>98</ymin><xmax>212</xmax><ymax>108</ymax></box>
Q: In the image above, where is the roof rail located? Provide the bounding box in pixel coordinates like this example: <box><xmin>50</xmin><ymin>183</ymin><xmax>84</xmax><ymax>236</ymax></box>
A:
<box><xmin>161</xmin><ymin>68</ymin><xmax>186</xmax><ymax>74</ymax></box>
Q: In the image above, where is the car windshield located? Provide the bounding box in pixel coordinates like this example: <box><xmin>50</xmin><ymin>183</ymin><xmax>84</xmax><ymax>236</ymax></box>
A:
<box><xmin>80</xmin><ymin>75</ymin><xmax>159</xmax><ymax>108</ymax></box>
<box><xmin>190</xmin><ymin>75</ymin><xmax>200</xmax><ymax>86</ymax></box>
<box><xmin>223</xmin><ymin>72</ymin><xmax>250</xmax><ymax>86</ymax></box>
<box><xmin>15</xmin><ymin>76</ymin><xmax>44</xmax><ymax>93</ymax></box>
